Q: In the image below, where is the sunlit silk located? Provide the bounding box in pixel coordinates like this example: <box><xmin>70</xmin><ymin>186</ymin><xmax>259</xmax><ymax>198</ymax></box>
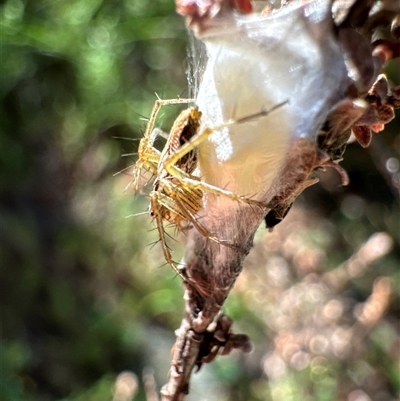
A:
<box><xmin>195</xmin><ymin>4</ymin><xmax>348</xmax><ymax>203</ymax></box>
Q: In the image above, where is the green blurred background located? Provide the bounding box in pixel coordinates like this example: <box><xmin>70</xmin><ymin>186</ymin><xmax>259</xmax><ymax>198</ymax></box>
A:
<box><xmin>1</xmin><ymin>1</ymin><xmax>399</xmax><ymax>400</ymax></box>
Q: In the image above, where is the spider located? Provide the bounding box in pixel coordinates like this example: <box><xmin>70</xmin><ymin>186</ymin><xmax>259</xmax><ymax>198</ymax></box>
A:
<box><xmin>135</xmin><ymin>98</ymin><xmax>285</xmax><ymax>277</ymax></box>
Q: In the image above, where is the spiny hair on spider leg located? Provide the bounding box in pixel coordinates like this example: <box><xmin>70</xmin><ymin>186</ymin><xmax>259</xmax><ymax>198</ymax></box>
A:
<box><xmin>247</xmin><ymin>188</ymin><xmax>264</xmax><ymax>200</ymax></box>
<box><xmin>244</xmin><ymin>201</ymin><xmax>258</xmax><ymax>216</ymax></box>
<box><xmin>184</xmin><ymin>212</ymin><xmax>207</xmax><ymax>230</ymax></box>
<box><xmin>133</xmin><ymin>108</ymin><xmax>152</xmax><ymax>121</ymax></box>
<box><xmin>130</xmin><ymin>170</ymin><xmax>155</xmax><ymax>191</ymax></box>
<box><xmin>154</xmin><ymin>89</ymin><xmax>189</xmax><ymax>103</ymax></box>
<box><xmin>148</xmin><ymin>226</ymin><xmax>161</xmax><ymax>233</ymax></box>
<box><xmin>152</xmin><ymin>239</ymin><xmax>174</xmax><ymax>255</ymax></box>
<box><xmin>121</xmin><ymin>152</ymin><xmax>138</xmax><ymax>157</ymax></box>
<box><xmin>113</xmin><ymin>163</ymin><xmax>136</xmax><ymax>177</ymax></box>
<box><xmin>171</xmin><ymin>269</ymin><xmax>189</xmax><ymax>282</ymax></box>
<box><xmin>154</xmin><ymin>91</ymin><xmax>163</xmax><ymax>101</ymax></box>
<box><xmin>165</xmin><ymin>222</ymin><xmax>183</xmax><ymax>237</ymax></box>
<box><xmin>123</xmin><ymin>179</ymin><xmax>136</xmax><ymax>193</ymax></box>
<box><xmin>164</xmin><ymin>229</ymin><xmax>179</xmax><ymax>243</ymax></box>
<box><xmin>228</xmin><ymin>100</ymin><xmax>290</xmax><ymax>125</ymax></box>
<box><xmin>112</xmin><ymin>136</ymin><xmax>142</xmax><ymax>141</ymax></box>
<box><xmin>176</xmin><ymin>88</ymin><xmax>190</xmax><ymax>101</ymax></box>
<box><xmin>160</xmin><ymin>265</ymin><xmax>189</xmax><ymax>284</ymax></box>
<box><xmin>155</xmin><ymin>260</ymin><xmax>183</xmax><ymax>274</ymax></box>
<box><xmin>148</xmin><ymin>238</ymin><xmax>162</xmax><ymax>250</ymax></box>
<box><xmin>165</xmin><ymin>221</ymin><xmax>175</xmax><ymax>229</ymax></box>
<box><xmin>156</xmin><ymin>261</ymin><xmax>170</xmax><ymax>270</ymax></box>
<box><xmin>142</xmin><ymin>176</ymin><xmax>155</xmax><ymax>188</ymax></box>
<box><xmin>176</xmin><ymin>226</ymin><xmax>188</xmax><ymax>238</ymax></box>
<box><xmin>147</xmin><ymin>224</ymin><xmax>178</xmax><ymax>243</ymax></box>
<box><xmin>134</xmin><ymin>171</ymin><xmax>156</xmax><ymax>187</ymax></box>
<box><xmin>124</xmin><ymin>210</ymin><xmax>149</xmax><ymax>219</ymax></box>
<box><xmin>125</xmin><ymin>179</ymin><xmax>152</xmax><ymax>194</ymax></box>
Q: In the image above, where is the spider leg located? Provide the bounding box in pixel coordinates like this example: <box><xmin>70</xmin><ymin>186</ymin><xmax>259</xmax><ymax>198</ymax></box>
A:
<box><xmin>133</xmin><ymin>150</ymin><xmax>160</xmax><ymax>192</ymax></box>
<box><xmin>155</xmin><ymin>177</ymin><xmax>241</xmax><ymax>250</ymax></box>
<box><xmin>163</xmin><ymin>102</ymin><xmax>287</xmax><ymax>171</ymax></box>
<box><xmin>143</xmin><ymin>98</ymin><xmax>195</xmax><ymax>142</ymax></box>
<box><xmin>134</xmin><ymin>98</ymin><xmax>194</xmax><ymax>191</ymax></box>
<box><xmin>168</xmin><ymin>185</ymin><xmax>240</xmax><ymax>249</ymax></box>
<box><xmin>150</xmin><ymin>191</ymin><xmax>187</xmax><ymax>281</ymax></box>
<box><xmin>169</xmin><ymin>166</ymin><xmax>268</xmax><ymax>209</ymax></box>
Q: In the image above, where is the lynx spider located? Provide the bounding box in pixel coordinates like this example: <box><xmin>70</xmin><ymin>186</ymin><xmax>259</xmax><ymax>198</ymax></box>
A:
<box><xmin>135</xmin><ymin>97</ymin><xmax>284</xmax><ymax>277</ymax></box>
